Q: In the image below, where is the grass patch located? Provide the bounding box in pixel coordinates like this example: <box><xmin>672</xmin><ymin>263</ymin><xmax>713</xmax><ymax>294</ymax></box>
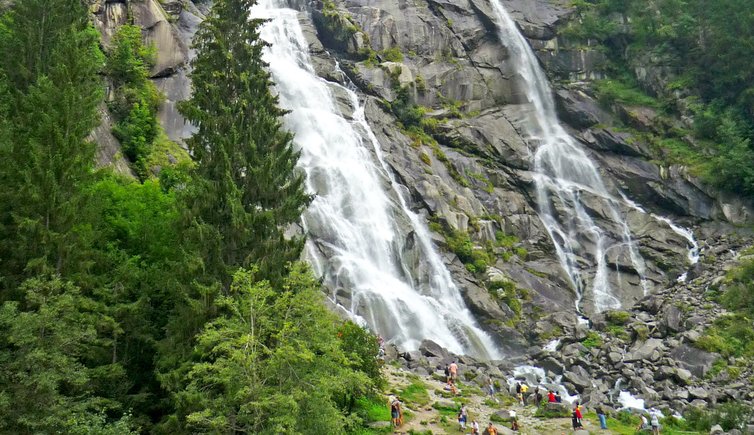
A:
<box><xmin>400</xmin><ymin>379</ymin><xmax>431</xmax><ymax>408</ymax></box>
<box><xmin>582</xmin><ymin>331</ymin><xmax>603</xmax><ymax>349</ymax></box>
<box><xmin>594</xmin><ymin>79</ymin><xmax>660</xmax><ymax>108</ymax></box>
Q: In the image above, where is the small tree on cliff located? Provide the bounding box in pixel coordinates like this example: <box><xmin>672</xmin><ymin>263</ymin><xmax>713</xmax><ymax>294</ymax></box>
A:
<box><xmin>179</xmin><ymin>0</ymin><xmax>309</xmax><ymax>289</ymax></box>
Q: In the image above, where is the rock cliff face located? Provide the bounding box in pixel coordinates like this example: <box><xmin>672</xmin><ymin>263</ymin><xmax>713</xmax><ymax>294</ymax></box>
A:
<box><xmin>298</xmin><ymin>0</ymin><xmax>752</xmax><ymax>340</ymax></box>
<box><xmin>91</xmin><ymin>0</ymin><xmax>751</xmax><ymax>348</ymax></box>
<box><xmin>89</xmin><ymin>0</ymin><xmax>204</xmax><ymax>175</ymax></box>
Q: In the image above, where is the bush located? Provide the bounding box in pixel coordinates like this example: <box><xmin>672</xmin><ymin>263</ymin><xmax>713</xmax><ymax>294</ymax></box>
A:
<box><xmin>582</xmin><ymin>331</ymin><xmax>603</xmax><ymax>349</ymax></box>
<box><xmin>605</xmin><ymin>310</ymin><xmax>631</xmax><ymax>325</ymax></box>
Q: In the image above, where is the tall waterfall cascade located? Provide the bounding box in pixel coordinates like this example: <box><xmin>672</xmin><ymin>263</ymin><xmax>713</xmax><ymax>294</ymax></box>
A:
<box><xmin>489</xmin><ymin>1</ymin><xmax>654</xmax><ymax>312</ymax></box>
<box><xmin>251</xmin><ymin>0</ymin><xmax>500</xmax><ymax>359</ymax></box>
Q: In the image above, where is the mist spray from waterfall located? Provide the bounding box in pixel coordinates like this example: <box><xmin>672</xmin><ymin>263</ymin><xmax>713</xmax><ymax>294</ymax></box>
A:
<box><xmin>251</xmin><ymin>0</ymin><xmax>500</xmax><ymax>359</ymax></box>
<box><xmin>489</xmin><ymin>0</ymin><xmax>648</xmax><ymax>312</ymax></box>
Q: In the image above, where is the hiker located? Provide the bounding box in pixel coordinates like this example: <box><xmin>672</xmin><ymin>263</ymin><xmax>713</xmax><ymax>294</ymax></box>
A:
<box><xmin>471</xmin><ymin>420</ymin><xmax>480</xmax><ymax>435</ymax></box>
<box><xmin>534</xmin><ymin>387</ymin><xmax>542</xmax><ymax>405</ymax></box>
<box><xmin>637</xmin><ymin>414</ymin><xmax>649</xmax><ymax>431</ymax></box>
<box><xmin>555</xmin><ymin>391</ymin><xmax>562</xmax><ymax>403</ymax></box>
<box><xmin>515</xmin><ymin>382</ymin><xmax>523</xmax><ymax>405</ymax></box>
<box><xmin>571</xmin><ymin>409</ymin><xmax>582</xmax><ymax>430</ymax></box>
<box><xmin>509</xmin><ymin>409</ymin><xmax>519</xmax><ymax>431</ymax></box>
<box><xmin>595</xmin><ymin>405</ymin><xmax>607</xmax><ymax>430</ymax></box>
<box><xmin>547</xmin><ymin>390</ymin><xmax>556</xmax><ymax>403</ymax></box>
<box><xmin>458</xmin><ymin>404</ymin><xmax>468</xmax><ymax>431</ymax></box>
<box><xmin>483</xmin><ymin>422</ymin><xmax>498</xmax><ymax>435</ymax></box>
<box><xmin>650</xmin><ymin>409</ymin><xmax>661</xmax><ymax>434</ymax></box>
<box><xmin>574</xmin><ymin>401</ymin><xmax>583</xmax><ymax>427</ymax></box>
<box><xmin>444</xmin><ymin>364</ymin><xmax>451</xmax><ymax>383</ymax></box>
<box><xmin>449</xmin><ymin>360</ymin><xmax>459</xmax><ymax>383</ymax></box>
<box><xmin>520</xmin><ymin>383</ymin><xmax>529</xmax><ymax>405</ymax></box>
<box><xmin>390</xmin><ymin>396</ymin><xmax>402</xmax><ymax>428</ymax></box>
<box><xmin>486</xmin><ymin>377</ymin><xmax>496</xmax><ymax>398</ymax></box>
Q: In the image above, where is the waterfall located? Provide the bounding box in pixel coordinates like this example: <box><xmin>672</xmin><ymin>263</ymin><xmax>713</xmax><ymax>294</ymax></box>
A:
<box><xmin>488</xmin><ymin>1</ymin><xmax>648</xmax><ymax>312</ymax></box>
<box><xmin>251</xmin><ymin>0</ymin><xmax>500</xmax><ymax>359</ymax></box>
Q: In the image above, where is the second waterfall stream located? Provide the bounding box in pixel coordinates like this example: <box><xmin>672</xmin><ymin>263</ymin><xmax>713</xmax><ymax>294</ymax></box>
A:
<box><xmin>488</xmin><ymin>0</ymin><xmax>650</xmax><ymax>312</ymax></box>
<box><xmin>250</xmin><ymin>0</ymin><xmax>500</xmax><ymax>359</ymax></box>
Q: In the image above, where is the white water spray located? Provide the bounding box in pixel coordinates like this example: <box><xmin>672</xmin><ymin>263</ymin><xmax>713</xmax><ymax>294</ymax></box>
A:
<box><xmin>251</xmin><ymin>1</ymin><xmax>500</xmax><ymax>359</ymax></box>
<box><xmin>489</xmin><ymin>1</ymin><xmax>648</xmax><ymax>312</ymax></box>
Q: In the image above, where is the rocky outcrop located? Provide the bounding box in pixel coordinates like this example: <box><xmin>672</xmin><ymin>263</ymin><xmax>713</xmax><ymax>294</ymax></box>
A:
<box><xmin>310</xmin><ymin>0</ymin><xmax>741</xmax><ymax>323</ymax></box>
<box><xmin>89</xmin><ymin>0</ymin><xmax>202</xmax><ymax>174</ymax></box>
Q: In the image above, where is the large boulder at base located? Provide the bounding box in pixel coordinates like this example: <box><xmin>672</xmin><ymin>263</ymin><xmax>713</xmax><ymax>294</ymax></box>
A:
<box><xmin>419</xmin><ymin>340</ymin><xmax>449</xmax><ymax>359</ymax></box>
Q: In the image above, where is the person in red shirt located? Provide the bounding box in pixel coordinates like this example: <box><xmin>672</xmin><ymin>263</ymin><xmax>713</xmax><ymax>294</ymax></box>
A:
<box><xmin>547</xmin><ymin>390</ymin><xmax>556</xmax><ymax>403</ymax></box>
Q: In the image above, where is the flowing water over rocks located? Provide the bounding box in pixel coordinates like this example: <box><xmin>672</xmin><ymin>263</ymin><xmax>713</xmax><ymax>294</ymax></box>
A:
<box><xmin>489</xmin><ymin>0</ymin><xmax>649</xmax><ymax>314</ymax></box>
<box><xmin>252</xmin><ymin>0</ymin><xmax>500</xmax><ymax>359</ymax></box>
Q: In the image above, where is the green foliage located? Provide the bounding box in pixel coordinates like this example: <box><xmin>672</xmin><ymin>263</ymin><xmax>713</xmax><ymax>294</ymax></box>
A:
<box><xmin>566</xmin><ymin>0</ymin><xmax>754</xmax><ymax>196</ymax></box>
<box><xmin>337</xmin><ymin>321</ymin><xmax>384</xmax><ymax>388</ymax></box>
<box><xmin>166</xmin><ymin>266</ymin><xmax>374</xmax><ymax>434</ymax></box>
<box><xmin>668</xmin><ymin>402</ymin><xmax>754</xmax><ymax>432</ymax></box>
<box><xmin>106</xmin><ymin>25</ymin><xmax>163</xmax><ymax>178</ymax></box>
<box><xmin>106</xmin><ymin>25</ymin><xmax>155</xmax><ymax>87</ymax></box>
<box><xmin>0</xmin><ymin>277</ymin><xmax>136</xmax><ymax>433</ymax></box>
<box><xmin>381</xmin><ymin>46</ymin><xmax>403</xmax><ymax>62</ymax></box>
<box><xmin>0</xmin><ymin>0</ymin><xmax>104</xmax><ymax>289</ymax></box>
<box><xmin>179</xmin><ymin>0</ymin><xmax>310</xmax><ymax>287</ymax></box>
<box><xmin>582</xmin><ymin>331</ymin><xmax>604</xmax><ymax>349</ymax></box>
<box><xmin>605</xmin><ymin>310</ymin><xmax>631</xmax><ymax>325</ymax></box>
<box><xmin>444</xmin><ymin>228</ymin><xmax>491</xmax><ymax>273</ymax></box>
<box><xmin>534</xmin><ymin>404</ymin><xmax>571</xmax><ymax>418</ymax></box>
<box><xmin>400</xmin><ymin>379</ymin><xmax>431</xmax><ymax>408</ymax></box>
<box><xmin>113</xmin><ymin>101</ymin><xmax>158</xmax><ymax>175</ymax></box>
<box><xmin>696</xmin><ymin>314</ymin><xmax>754</xmax><ymax>358</ymax></box>
<box><xmin>594</xmin><ymin>79</ymin><xmax>660</xmax><ymax>108</ymax></box>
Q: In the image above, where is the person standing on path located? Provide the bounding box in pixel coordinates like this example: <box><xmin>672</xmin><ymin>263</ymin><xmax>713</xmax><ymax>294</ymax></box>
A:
<box><xmin>650</xmin><ymin>409</ymin><xmax>661</xmax><ymax>435</ymax></box>
<box><xmin>449</xmin><ymin>361</ymin><xmax>458</xmax><ymax>383</ymax></box>
<box><xmin>458</xmin><ymin>404</ymin><xmax>468</xmax><ymax>431</ymax></box>
<box><xmin>486</xmin><ymin>377</ymin><xmax>496</xmax><ymax>399</ymax></box>
<box><xmin>483</xmin><ymin>422</ymin><xmax>498</xmax><ymax>435</ymax></box>
<box><xmin>390</xmin><ymin>396</ymin><xmax>402</xmax><ymax>428</ymax></box>
<box><xmin>596</xmin><ymin>405</ymin><xmax>607</xmax><ymax>429</ymax></box>
<box><xmin>574</xmin><ymin>401</ymin><xmax>583</xmax><ymax>427</ymax></box>
<box><xmin>471</xmin><ymin>420</ymin><xmax>480</xmax><ymax>435</ymax></box>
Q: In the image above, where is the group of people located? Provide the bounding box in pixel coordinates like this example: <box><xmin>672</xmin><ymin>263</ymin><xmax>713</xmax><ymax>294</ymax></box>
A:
<box><xmin>444</xmin><ymin>361</ymin><xmax>459</xmax><ymax>395</ymax></box>
<box><xmin>390</xmin><ymin>364</ymin><xmax>665</xmax><ymax>434</ymax></box>
<box><xmin>638</xmin><ymin>409</ymin><xmax>662</xmax><ymax>434</ymax></box>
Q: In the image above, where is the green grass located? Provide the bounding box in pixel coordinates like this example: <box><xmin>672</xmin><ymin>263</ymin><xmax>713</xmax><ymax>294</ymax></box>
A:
<box><xmin>400</xmin><ymin>379</ymin><xmax>431</xmax><ymax>408</ymax></box>
<box><xmin>594</xmin><ymin>79</ymin><xmax>660</xmax><ymax>108</ymax></box>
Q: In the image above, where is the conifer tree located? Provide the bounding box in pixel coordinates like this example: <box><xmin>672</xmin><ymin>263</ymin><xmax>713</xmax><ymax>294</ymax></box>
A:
<box><xmin>0</xmin><ymin>0</ymin><xmax>103</xmax><ymax>293</ymax></box>
<box><xmin>179</xmin><ymin>0</ymin><xmax>310</xmax><ymax>288</ymax></box>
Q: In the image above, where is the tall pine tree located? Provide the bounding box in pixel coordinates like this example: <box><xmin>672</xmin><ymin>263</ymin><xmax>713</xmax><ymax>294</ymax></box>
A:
<box><xmin>0</xmin><ymin>0</ymin><xmax>103</xmax><ymax>294</ymax></box>
<box><xmin>179</xmin><ymin>0</ymin><xmax>310</xmax><ymax>289</ymax></box>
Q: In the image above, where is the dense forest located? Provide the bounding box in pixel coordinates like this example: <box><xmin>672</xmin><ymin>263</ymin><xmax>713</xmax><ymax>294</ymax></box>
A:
<box><xmin>0</xmin><ymin>0</ymin><xmax>382</xmax><ymax>432</ymax></box>
<box><xmin>567</xmin><ymin>0</ymin><xmax>754</xmax><ymax>194</ymax></box>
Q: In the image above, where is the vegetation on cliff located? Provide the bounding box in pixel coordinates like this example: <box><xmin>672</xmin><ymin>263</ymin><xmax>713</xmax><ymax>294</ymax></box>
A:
<box><xmin>0</xmin><ymin>0</ymin><xmax>382</xmax><ymax>432</ymax></box>
<box><xmin>566</xmin><ymin>0</ymin><xmax>754</xmax><ymax>195</ymax></box>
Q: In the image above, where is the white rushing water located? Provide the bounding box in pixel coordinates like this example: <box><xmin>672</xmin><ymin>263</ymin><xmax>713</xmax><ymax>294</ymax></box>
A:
<box><xmin>488</xmin><ymin>1</ymin><xmax>649</xmax><ymax>312</ymax></box>
<box><xmin>508</xmin><ymin>365</ymin><xmax>579</xmax><ymax>404</ymax></box>
<box><xmin>251</xmin><ymin>0</ymin><xmax>500</xmax><ymax>359</ymax></box>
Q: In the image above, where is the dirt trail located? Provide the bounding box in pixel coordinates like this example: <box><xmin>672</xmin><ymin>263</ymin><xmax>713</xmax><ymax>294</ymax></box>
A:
<box><xmin>383</xmin><ymin>364</ymin><xmax>613</xmax><ymax>435</ymax></box>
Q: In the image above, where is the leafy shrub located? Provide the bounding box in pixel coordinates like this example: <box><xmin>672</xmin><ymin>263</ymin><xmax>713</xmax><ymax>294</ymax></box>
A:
<box><xmin>582</xmin><ymin>331</ymin><xmax>603</xmax><ymax>349</ymax></box>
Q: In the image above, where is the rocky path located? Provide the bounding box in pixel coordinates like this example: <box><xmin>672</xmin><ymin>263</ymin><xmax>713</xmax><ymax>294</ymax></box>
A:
<box><xmin>383</xmin><ymin>364</ymin><xmax>614</xmax><ymax>435</ymax></box>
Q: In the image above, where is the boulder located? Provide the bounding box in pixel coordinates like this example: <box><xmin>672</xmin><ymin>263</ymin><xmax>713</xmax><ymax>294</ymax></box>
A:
<box><xmin>709</xmin><ymin>424</ymin><xmax>724</xmax><ymax>435</ymax></box>
<box><xmin>688</xmin><ymin>387</ymin><xmax>709</xmax><ymax>400</ymax></box>
<box><xmin>671</xmin><ymin>345</ymin><xmax>718</xmax><ymax>378</ymax></box>
<box><xmin>625</xmin><ymin>339</ymin><xmax>664</xmax><ymax>362</ymax></box>
<box><xmin>563</xmin><ymin>366</ymin><xmax>592</xmax><ymax>392</ymax></box>
<box><xmin>419</xmin><ymin>340</ymin><xmax>448</xmax><ymax>359</ymax></box>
